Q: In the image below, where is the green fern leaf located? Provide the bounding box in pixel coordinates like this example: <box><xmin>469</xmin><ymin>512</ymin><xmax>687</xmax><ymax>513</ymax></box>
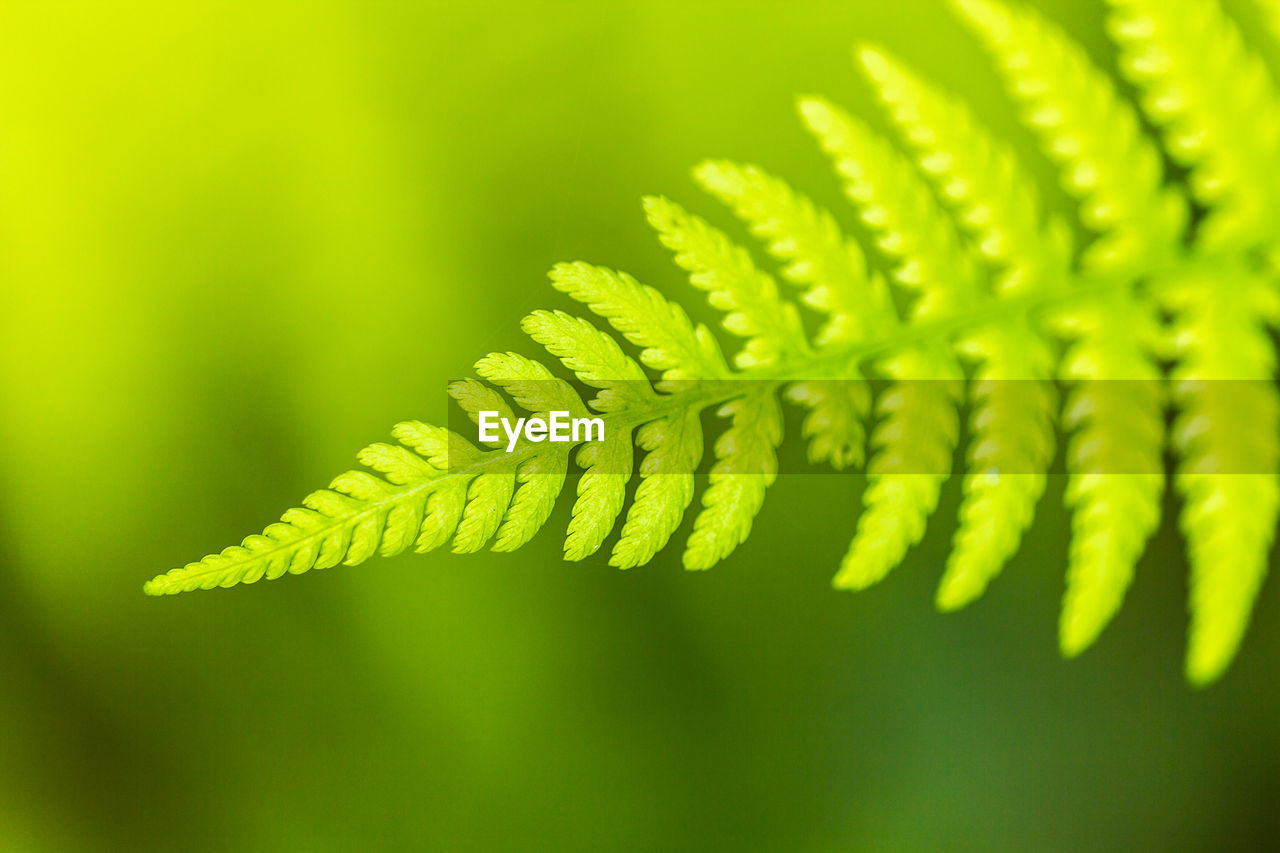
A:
<box><xmin>1053</xmin><ymin>299</ymin><xmax>1166</xmax><ymax>657</ymax></box>
<box><xmin>448</xmin><ymin>378</ymin><xmax>516</xmax><ymax>446</ymax></box>
<box><xmin>785</xmin><ymin>379</ymin><xmax>870</xmax><ymax>471</ymax></box>
<box><xmin>644</xmin><ymin>195</ymin><xmax>810</xmax><ymax>367</ymax></box>
<box><xmin>684</xmin><ymin>391</ymin><xmax>784</xmax><ymax>570</ymax></box>
<box><xmin>799</xmin><ymin>95</ymin><xmax>969</xmax><ymax>590</ymax></box>
<box><xmin>548</xmin><ymin>261</ymin><xmax>728</xmax><ymax>380</ymax></box>
<box><xmin>693</xmin><ymin>159</ymin><xmax>893</xmax><ymax>344</ymax></box>
<box><xmin>451</xmin><ymin>468</ymin><xmax>516</xmax><ymax>554</ymax></box>
<box><xmin>954</xmin><ymin>0</ymin><xmax>1183</xmax><ymax>649</ymax></box>
<box><xmin>1165</xmin><ymin>267</ymin><xmax>1280</xmax><ymax>684</ymax></box>
<box><xmin>611</xmin><ymin>409</ymin><xmax>703</xmax><ymax>570</ymax></box>
<box><xmin>146</xmin><ymin>423</ymin><xmax>464</xmax><ymax>593</ymax></box>
<box><xmin>150</xmin><ymin>0</ymin><xmax>1280</xmax><ymax>689</ymax></box>
<box><xmin>955</xmin><ymin>0</ymin><xmax>1187</xmax><ymax>273</ymax></box>
<box><xmin>520</xmin><ymin>309</ymin><xmax>647</xmax><ymax>559</ymax></box>
<box><xmin>1108</xmin><ymin>0</ymin><xmax>1280</xmax><ymax>248</ymax></box>
<box><xmin>564</xmin><ymin>430</ymin><xmax>634</xmax><ymax>562</ymax></box>
<box><xmin>858</xmin><ymin>45</ymin><xmax>1061</xmax><ymax>608</ymax></box>
<box><xmin>857</xmin><ymin>45</ymin><xmax>1071</xmax><ymax>293</ymax></box>
<box><xmin>939</xmin><ymin>328</ymin><xmax>1056</xmax><ymax>610</ymax></box>
<box><xmin>691</xmin><ymin>160</ymin><xmax>879</xmax><ymax>470</ymax></box>
<box><xmin>833</xmin><ymin>350</ymin><xmax>964</xmax><ymax>591</ymax></box>
<box><xmin>799</xmin><ymin>96</ymin><xmax>983</xmax><ymax>318</ymax></box>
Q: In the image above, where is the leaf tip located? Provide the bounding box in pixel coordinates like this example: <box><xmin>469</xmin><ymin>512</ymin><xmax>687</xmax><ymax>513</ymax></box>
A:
<box><xmin>1184</xmin><ymin>633</ymin><xmax>1235</xmax><ymax>688</ymax></box>
<box><xmin>795</xmin><ymin>94</ymin><xmax>832</xmax><ymax>125</ymax></box>
<box><xmin>950</xmin><ymin>0</ymin><xmax>999</xmax><ymax>25</ymax></box>
<box><xmin>934</xmin><ymin>578</ymin><xmax>978</xmax><ymax>613</ymax></box>
<box><xmin>143</xmin><ymin>574</ymin><xmax>172</xmax><ymax>596</ymax></box>
<box><xmin>1057</xmin><ymin>619</ymin><xmax>1095</xmax><ymax>660</ymax></box>
<box><xmin>854</xmin><ymin>44</ymin><xmax>892</xmax><ymax>80</ymax></box>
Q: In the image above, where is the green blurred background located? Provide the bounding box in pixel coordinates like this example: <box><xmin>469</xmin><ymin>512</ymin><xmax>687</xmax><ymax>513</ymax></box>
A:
<box><xmin>1</xmin><ymin>0</ymin><xmax>1278</xmax><ymax>849</ymax></box>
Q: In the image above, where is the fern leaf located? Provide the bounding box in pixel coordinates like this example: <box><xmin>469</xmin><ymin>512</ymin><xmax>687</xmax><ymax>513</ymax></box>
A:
<box><xmin>938</xmin><ymin>327</ymin><xmax>1056</xmax><ymax>610</ymax></box>
<box><xmin>858</xmin><ymin>44</ymin><xmax>1063</xmax><ymax>607</ymax></box>
<box><xmin>564</xmin><ymin>430</ymin><xmax>635</xmax><ymax>561</ymax></box>
<box><xmin>684</xmin><ymin>390</ymin><xmax>784</xmax><ymax>570</ymax></box>
<box><xmin>520</xmin><ymin>310</ymin><xmax>648</xmax><ymax>384</ymax></box>
<box><xmin>469</xmin><ymin>353</ymin><xmax>581</xmax><ymax>551</ymax></box>
<box><xmin>1166</xmin><ymin>269</ymin><xmax>1280</xmax><ymax>684</ymax></box>
<box><xmin>693</xmin><ymin>160</ymin><xmax>894</xmax><ymax>344</ymax></box>
<box><xmin>1053</xmin><ymin>296</ymin><xmax>1166</xmax><ymax>656</ymax></box>
<box><xmin>521</xmin><ymin>309</ymin><xmax>653</xmax><ymax>412</ymax></box>
<box><xmin>386</xmin><ymin>424</ymin><xmax>476</xmax><ymax>554</ymax></box>
<box><xmin>415</xmin><ymin>484</ymin><xmax>469</xmax><ymax>554</ymax></box>
<box><xmin>493</xmin><ymin>450</ymin><xmax>568</xmax><ymax>552</ymax></box>
<box><xmin>833</xmin><ymin>349</ymin><xmax>963</xmax><ymax>590</ymax></box>
<box><xmin>473</xmin><ymin>352</ymin><xmax>584</xmax><ymax>416</ymax></box>
<box><xmin>801</xmin><ymin>94</ymin><xmax>982</xmax><ymax>590</ymax></box>
<box><xmin>692</xmin><ymin>161</ymin><xmax>879</xmax><ymax>469</ymax></box>
<box><xmin>452</xmin><ymin>467</ymin><xmax>518</xmax><ymax>554</ymax></box>
<box><xmin>785</xmin><ymin>379</ymin><xmax>871</xmax><ymax>470</ymax></box>
<box><xmin>519</xmin><ymin>309</ymin><xmax>646</xmax><ymax>559</ymax></box>
<box><xmin>151</xmin><ymin>2</ymin><xmax>1280</xmax><ymax>688</ymax></box>
<box><xmin>356</xmin><ymin>441</ymin><xmax>437</xmax><ymax>487</ymax></box>
<box><xmin>611</xmin><ymin>409</ymin><xmax>703</xmax><ymax>569</ymax></box>
<box><xmin>799</xmin><ymin>96</ymin><xmax>983</xmax><ymax>319</ymax></box>
<box><xmin>858</xmin><ymin>45</ymin><xmax>1071</xmax><ymax>293</ymax></box>
<box><xmin>146</xmin><ymin>424</ymin><xmax>470</xmax><ymax>593</ymax></box>
<box><xmin>955</xmin><ymin>0</ymin><xmax>1187</xmax><ymax>273</ymax></box>
<box><xmin>448</xmin><ymin>379</ymin><xmax>516</xmax><ymax>447</ymax></box>
<box><xmin>548</xmin><ymin>261</ymin><xmax>729</xmax><ymax>380</ymax></box>
<box><xmin>1108</xmin><ymin>0</ymin><xmax>1280</xmax><ymax>248</ymax></box>
<box><xmin>644</xmin><ymin>196</ymin><xmax>810</xmax><ymax>368</ymax></box>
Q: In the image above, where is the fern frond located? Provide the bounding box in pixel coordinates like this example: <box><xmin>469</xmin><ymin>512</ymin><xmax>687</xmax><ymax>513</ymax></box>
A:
<box><xmin>146</xmin><ymin>422</ymin><xmax>468</xmax><ymax>593</ymax></box>
<box><xmin>391</xmin><ymin>422</ymin><xmax>474</xmax><ymax>553</ymax></box>
<box><xmin>449</xmin><ymin>378</ymin><xmax>516</xmax><ymax>446</ymax></box>
<box><xmin>785</xmin><ymin>379</ymin><xmax>870</xmax><ymax>471</ymax></box>
<box><xmin>610</xmin><ymin>409</ymin><xmax>702</xmax><ymax>570</ymax></box>
<box><xmin>520</xmin><ymin>310</ymin><xmax>645</xmax><ymax>559</ymax></box>
<box><xmin>1166</xmin><ymin>269</ymin><xmax>1280</xmax><ymax>684</ymax></box>
<box><xmin>521</xmin><ymin>310</ymin><xmax>652</xmax><ymax>410</ymax></box>
<box><xmin>1108</xmin><ymin>0</ymin><xmax>1280</xmax><ymax>248</ymax></box>
<box><xmin>693</xmin><ymin>160</ymin><xmax>893</xmax><ymax>344</ymax></box>
<box><xmin>643</xmin><ymin>196</ymin><xmax>810</xmax><ymax>368</ymax></box>
<box><xmin>152</xmin><ymin>0</ymin><xmax>1280</xmax><ymax>688</ymax></box>
<box><xmin>449</xmin><ymin>469</ymin><xmax>515</xmax><ymax>554</ymax></box>
<box><xmin>938</xmin><ymin>327</ymin><xmax>1056</xmax><ymax>610</ymax></box>
<box><xmin>955</xmin><ymin>0</ymin><xmax>1187</xmax><ymax>273</ymax></box>
<box><xmin>857</xmin><ymin>45</ymin><xmax>1071</xmax><ymax>294</ymax></box>
<box><xmin>1054</xmin><ymin>297</ymin><xmax>1166</xmax><ymax>657</ymax></box>
<box><xmin>691</xmin><ymin>160</ymin><xmax>879</xmax><ymax>469</ymax></box>
<box><xmin>684</xmin><ymin>390</ymin><xmax>784</xmax><ymax>570</ymax></box>
<box><xmin>564</xmin><ymin>430</ymin><xmax>634</xmax><ymax>562</ymax></box>
<box><xmin>799</xmin><ymin>96</ymin><xmax>983</xmax><ymax>319</ymax></box>
<box><xmin>799</xmin><ymin>95</ymin><xmax>983</xmax><ymax>590</ymax></box>
<box><xmin>833</xmin><ymin>350</ymin><xmax>964</xmax><ymax>590</ymax></box>
<box><xmin>548</xmin><ymin>261</ymin><xmax>729</xmax><ymax>380</ymax></box>
<box><xmin>858</xmin><ymin>44</ymin><xmax>1063</xmax><ymax>607</ymax></box>
<box><xmin>951</xmin><ymin>0</ymin><xmax>1188</xmax><ymax>651</ymax></box>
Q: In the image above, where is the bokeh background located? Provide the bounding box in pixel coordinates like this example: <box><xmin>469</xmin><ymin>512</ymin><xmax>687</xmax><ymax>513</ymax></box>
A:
<box><xmin>2</xmin><ymin>0</ymin><xmax>1278</xmax><ymax>849</ymax></box>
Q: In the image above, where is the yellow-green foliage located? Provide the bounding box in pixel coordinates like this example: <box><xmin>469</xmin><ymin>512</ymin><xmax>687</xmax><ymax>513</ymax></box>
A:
<box><xmin>148</xmin><ymin>0</ymin><xmax>1280</xmax><ymax>686</ymax></box>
